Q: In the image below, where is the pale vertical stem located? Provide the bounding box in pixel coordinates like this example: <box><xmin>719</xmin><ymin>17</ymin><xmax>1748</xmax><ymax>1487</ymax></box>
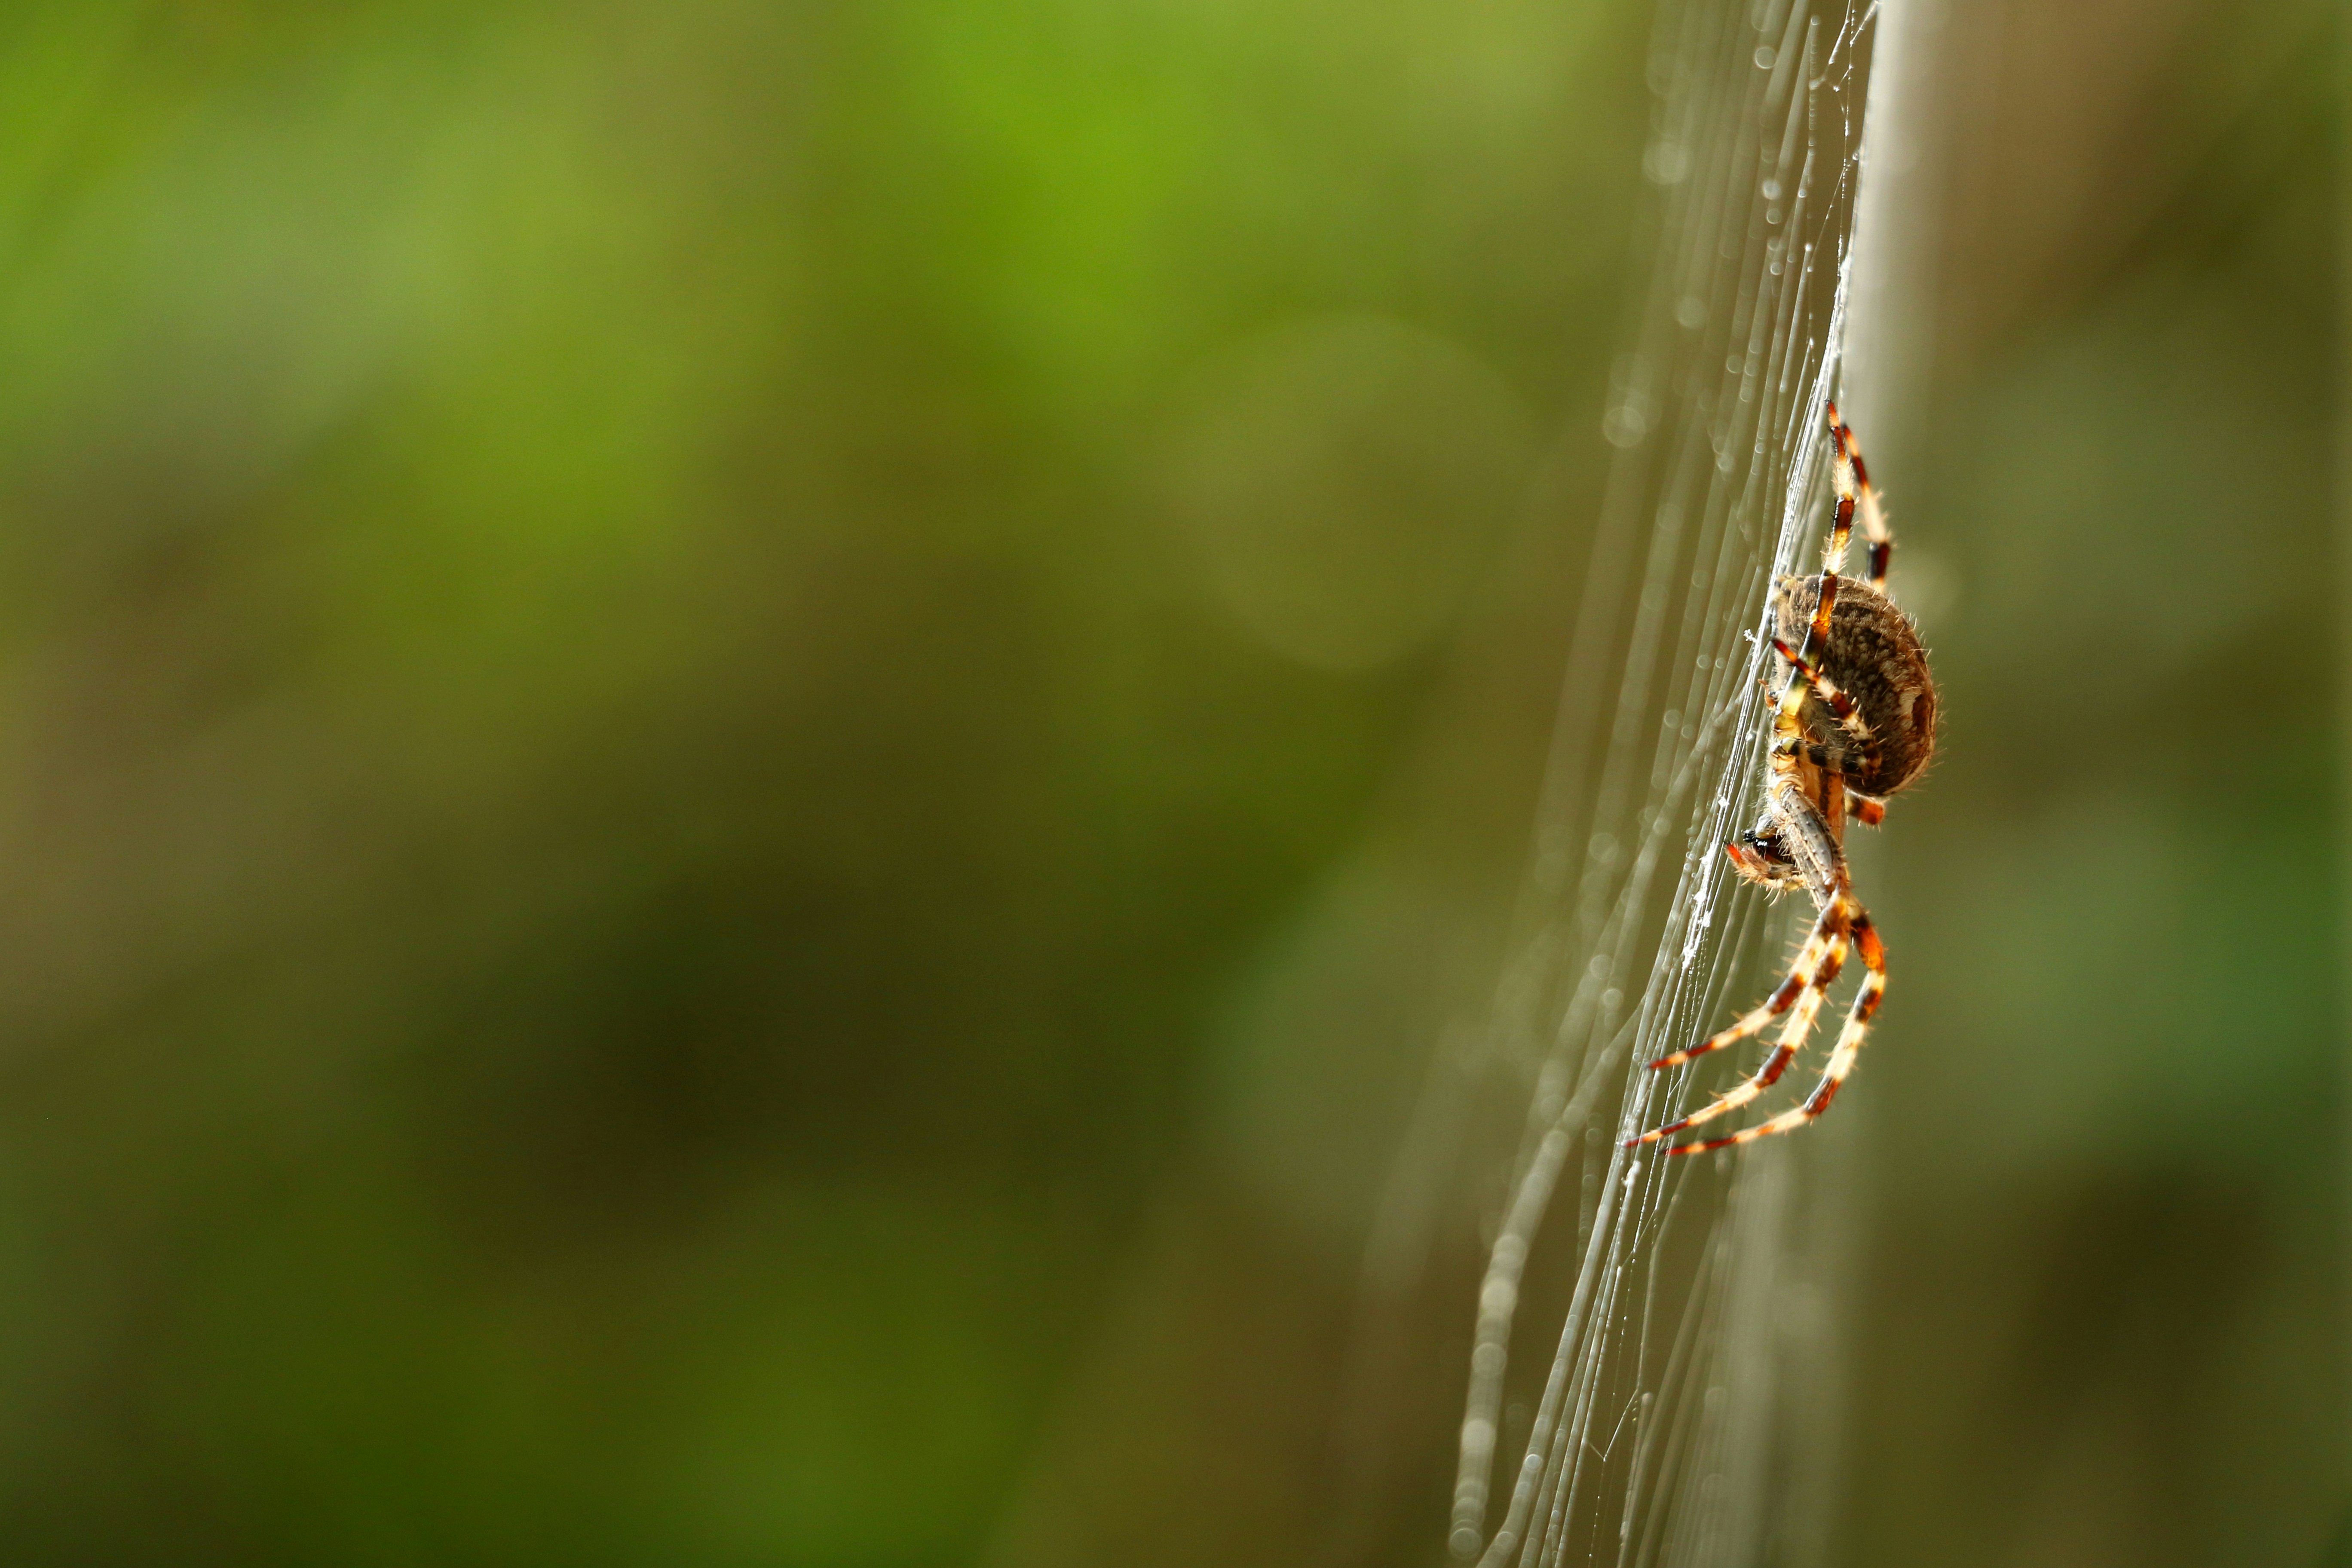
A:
<box><xmin>1745</xmin><ymin>2</ymin><xmax>1944</xmax><ymax>1563</ymax></box>
<box><xmin>1841</xmin><ymin>0</ymin><xmax>1946</xmax><ymax>452</ymax></box>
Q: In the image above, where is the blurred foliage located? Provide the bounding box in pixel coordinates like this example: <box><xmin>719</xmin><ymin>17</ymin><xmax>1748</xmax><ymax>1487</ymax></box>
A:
<box><xmin>1844</xmin><ymin>3</ymin><xmax>2347</xmax><ymax>1562</ymax></box>
<box><xmin>0</xmin><ymin>1</ymin><xmax>2339</xmax><ymax>1566</ymax></box>
<box><xmin>0</xmin><ymin>0</ymin><xmax>1641</xmax><ymax>1561</ymax></box>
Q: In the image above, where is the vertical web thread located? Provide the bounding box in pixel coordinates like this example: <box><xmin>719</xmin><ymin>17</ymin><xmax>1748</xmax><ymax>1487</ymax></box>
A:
<box><xmin>1446</xmin><ymin>3</ymin><xmax>1880</xmax><ymax>1565</ymax></box>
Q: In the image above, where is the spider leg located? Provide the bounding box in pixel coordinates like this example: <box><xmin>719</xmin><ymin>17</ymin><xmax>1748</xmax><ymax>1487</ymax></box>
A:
<box><xmin>1769</xmin><ymin>635</ymin><xmax>1871</xmax><ymax>743</ymax></box>
<box><xmin>1802</xmin><ymin>401</ymin><xmax>1856</xmax><ymax>660</ymax></box>
<box><xmin>1637</xmin><ymin>407</ymin><xmax>1903</xmax><ymax>1157</ymax></box>
<box><xmin>1805</xmin><ymin>560</ymin><xmax>1844</xmax><ymax>651</ymax></box>
<box><xmin>1772</xmin><ymin>633</ymin><xmax>1884</xmax><ymax>787</ymax></box>
<box><xmin>1669</xmin><ymin>900</ymin><xmax>1886</xmax><ymax>1155</ymax></box>
<box><xmin>1634</xmin><ymin>775</ymin><xmax>1863</xmax><ymax>1153</ymax></box>
<box><xmin>1826</xmin><ymin>401</ymin><xmax>1892</xmax><ymax>593</ymax></box>
<box><xmin>1639</xmin><ymin>901</ymin><xmax>1841</xmax><ymax>1073</ymax></box>
<box><xmin>1629</xmin><ymin>918</ymin><xmax>1848</xmax><ymax>1146</ymax></box>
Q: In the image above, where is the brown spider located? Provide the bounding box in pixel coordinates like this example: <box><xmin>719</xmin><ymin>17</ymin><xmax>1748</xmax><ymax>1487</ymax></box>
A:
<box><xmin>1630</xmin><ymin>402</ymin><xmax>1937</xmax><ymax>1156</ymax></box>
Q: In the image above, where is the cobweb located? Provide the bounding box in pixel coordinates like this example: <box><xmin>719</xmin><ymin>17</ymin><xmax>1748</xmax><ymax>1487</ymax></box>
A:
<box><xmin>1439</xmin><ymin>3</ymin><xmax>1884</xmax><ymax>1564</ymax></box>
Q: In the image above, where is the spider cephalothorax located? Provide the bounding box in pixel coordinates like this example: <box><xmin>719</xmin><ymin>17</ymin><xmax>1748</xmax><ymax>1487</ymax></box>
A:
<box><xmin>1631</xmin><ymin>402</ymin><xmax>1939</xmax><ymax>1155</ymax></box>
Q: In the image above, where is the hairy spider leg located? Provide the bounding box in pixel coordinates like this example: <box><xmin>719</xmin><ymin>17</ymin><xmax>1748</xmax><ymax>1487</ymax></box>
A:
<box><xmin>1772</xmin><ymin>633</ymin><xmax>1886</xmax><ymax>791</ymax></box>
<box><xmin>1769</xmin><ymin>635</ymin><xmax>1872</xmax><ymax>743</ymax></box>
<box><xmin>1798</xmin><ymin>402</ymin><xmax>1861</xmax><ymax>652</ymax></box>
<box><xmin>1773</xmin><ymin>616</ymin><xmax>1831</xmax><ymax>769</ymax></box>
<box><xmin>1825</xmin><ymin>406</ymin><xmax>1903</xmax><ymax>823</ymax></box>
<box><xmin>1805</xmin><ymin>560</ymin><xmax>1844</xmax><ymax>652</ymax></box>
<box><xmin>1640</xmin><ymin>900</ymin><xmax>1842</xmax><ymax>1072</ymax></box>
<box><xmin>1631</xmin><ymin>400</ymin><xmax>1904</xmax><ymax>1153</ymax></box>
<box><xmin>1628</xmin><ymin>775</ymin><xmax>1843</xmax><ymax>1147</ymax></box>
<box><xmin>1825</xmin><ymin>401</ymin><xmax>1892</xmax><ymax>592</ymax></box>
<box><xmin>1668</xmin><ymin>905</ymin><xmax>1886</xmax><ymax>1154</ymax></box>
<box><xmin>1635</xmin><ymin>747</ymin><xmax>1858</xmax><ymax>1148</ymax></box>
<box><xmin>1629</xmin><ymin>918</ymin><xmax>1849</xmax><ymax>1147</ymax></box>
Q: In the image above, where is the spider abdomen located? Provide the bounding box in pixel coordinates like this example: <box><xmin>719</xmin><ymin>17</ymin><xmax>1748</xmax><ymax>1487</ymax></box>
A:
<box><xmin>1774</xmin><ymin>573</ymin><xmax>1937</xmax><ymax>798</ymax></box>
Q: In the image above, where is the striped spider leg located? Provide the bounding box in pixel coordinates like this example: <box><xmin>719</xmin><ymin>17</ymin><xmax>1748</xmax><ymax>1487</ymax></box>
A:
<box><xmin>1822</xmin><ymin>400</ymin><xmax>1899</xmax><ymax>829</ymax></box>
<box><xmin>1627</xmin><ymin>764</ymin><xmax>1890</xmax><ymax>1155</ymax></box>
<box><xmin>1773</xmin><ymin>634</ymin><xmax>1883</xmax><ymax>783</ymax></box>
<box><xmin>1626</xmin><ymin>897</ymin><xmax>1848</xmax><ymax>1150</ymax></box>
<box><xmin>1826</xmin><ymin>398</ymin><xmax>1893</xmax><ymax>591</ymax></box>
<box><xmin>1629</xmin><ymin>772</ymin><xmax>1891</xmax><ymax>1155</ymax></box>
<box><xmin>1627</xmin><ymin>401</ymin><xmax>1925</xmax><ymax>1154</ymax></box>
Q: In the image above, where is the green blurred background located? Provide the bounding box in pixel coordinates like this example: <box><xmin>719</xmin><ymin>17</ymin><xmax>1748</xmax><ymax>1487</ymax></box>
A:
<box><xmin>0</xmin><ymin>1</ymin><xmax>2335</xmax><ymax>1564</ymax></box>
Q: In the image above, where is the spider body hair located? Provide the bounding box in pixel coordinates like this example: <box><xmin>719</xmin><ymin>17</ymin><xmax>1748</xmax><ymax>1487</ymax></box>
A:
<box><xmin>1630</xmin><ymin>403</ymin><xmax>1933</xmax><ymax>1154</ymax></box>
<box><xmin>1770</xmin><ymin>573</ymin><xmax>1937</xmax><ymax>801</ymax></box>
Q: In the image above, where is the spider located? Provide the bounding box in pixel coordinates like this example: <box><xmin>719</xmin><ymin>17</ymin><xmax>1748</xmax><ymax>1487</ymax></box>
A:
<box><xmin>1629</xmin><ymin>401</ymin><xmax>1937</xmax><ymax>1156</ymax></box>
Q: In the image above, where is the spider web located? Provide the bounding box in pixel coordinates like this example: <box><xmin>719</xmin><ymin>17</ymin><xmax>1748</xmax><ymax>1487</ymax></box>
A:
<box><xmin>1428</xmin><ymin>2</ymin><xmax>1894</xmax><ymax>1563</ymax></box>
